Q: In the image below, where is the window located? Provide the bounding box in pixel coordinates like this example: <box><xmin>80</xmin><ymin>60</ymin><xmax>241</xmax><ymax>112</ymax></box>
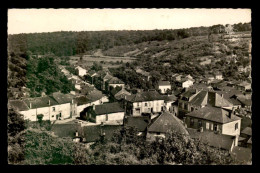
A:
<box><xmin>106</xmin><ymin>114</ymin><xmax>108</xmax><ymax>121</ymax></box>
<box><xmin>206</xmin><ymin>122</ymin><xmax>210</xmax><ymax>129</ymax></box>
<box><xmin>145</xmin><ymin>103</ymin><xmax>148</xmax><ymax>107</ymax></box>
<box><xmin>52</xmin><ymin>107</ymin><xmax>55</xmax><ymax>111</ymax></box>
<box><xmin>214</xmin><ymin>124</ymin><xmax>218</xmax><ymax>131</ymax></box>
<box><xmin>184</xmin><ymin>103</ymin><xmax>188</xmax><ymax>110</ymax></box>
<box><xmin>52</xmin><ymin>115</ymin><xmax>54</xmax><ymax>118</ymax></box>
<box><xmin>191</xmin><ymin>107</ymin><xmax>194</xmax><ymax>112</ymax></box>
<box><xmin>137</xmin><ymin>102</ymin><xmax>140</xmax><ymax>107</ymax></box>
<box><xmin>190</xmin><ymin>118</ymin><xmax>194</xmax><ymax>126</ymax></box>
<box><xmin>198</xmin><ymin>120</ymin><xmax>202</xmax><ymax>127</ymax></box>
<box><xmin>235</xmin><ymin>123</ymin><xmax>238</xmax><ymax>130</ymax></box>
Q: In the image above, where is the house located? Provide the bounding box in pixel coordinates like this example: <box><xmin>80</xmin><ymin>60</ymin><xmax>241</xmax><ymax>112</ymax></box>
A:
<box><xmin>105</xmin><ymin>77</ymin><xmax>125</xmax><ymax>92</ymax></box>
<box><xmin>82</xmin><ymin>124</ymin><xmax>123</xmax><ymax>143</ymax></box>
<box><xmin>111</xmin><ymin>87</ymin><xmax>131</xmax><ymax>101</ymax></box>
<box><xmin>81</xmin><ymin>102</ymin><xmax>125</xmax><ymax>125</ymax></box>
<box><xmin>176</xmin><ymin>78</ymin><xmax>194</xmax><ymax>88</ymax></box>
<box><xmin>101</xmin><ymin>72</ymin><xmax>114</xmax><ymax>90</ymax></box>
<box><xmin>191</xmin><ymin>83</ymin><xmax>213</xmax><ymax>91</ymax></box>
<box><xmin>124</xmin><ymin>116</ymin><xmax>151</xmax><ymax>137</ymax></box>
<box><xmin>9</xmin><ymin>92</ymin><xmax>77</xmax><ymax>122</ymax></box>
<box><xmin>187</xmin><ymin>128</ymin><xmax>236</xmax><ymax>152</ymax></box>
<box><xmin>185</xmin><ymin>106</ymin><xmax>241</xmax><ymax>146</ymax></box>
<box><xmin>161</xmin><ymin>95</ymin><xmax>177</xmax><ymax>114</ymax></box>
<box><xmin>146</xmin><ymin>111</ymin><xmax>189</xmax><ymax>141</ymax></box>
<box><xmin>75</xmin><ymin>66</ymin><xmax>87</xmax><ymax>77</ymax></box>
<box><xmin>75</xmin><ymin>89</ymin><xmax>104</xmax><ymax>116</ymax></box>
<box><xmin>235</xmin><ymin>81</ymin><xmax>251</xmax><ymax>92</ymax></box>
<box><xmin>157</xmin><ymin>81</ymin><xmax>171</xmax><ymax>94</ymax></box>
<box><xmin>172</xmin><ymin>74</ymin><xmax>182</xmax><ymax>82</ymax></box>
<box><xmin>136</xmin><ymin>68</ymin><xmax>151</xmax><ymax>81</ymax></box>
<box><xmin>124</xmin><ymin>90</ymin><xmax>165</xmax><ymax>116</ymax></box>
<box><xmin>214</xmin><ymin>72</ymin><xmax>223</xmax><ymax>80</ymax></box>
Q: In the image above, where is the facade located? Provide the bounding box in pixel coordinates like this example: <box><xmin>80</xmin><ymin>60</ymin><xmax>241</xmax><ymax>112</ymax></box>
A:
<box><xmin>82</xmin><ymin>102</ymin><xmax>125</xmax><ymax>124</ymax></box>
<box><xmin>9</xmin><ymin>92</ymin><xmax>77</xmax><ymax>122</ymax></box>
<box><xmin>125</xmin><ymin>90</ymin><xmax>165</xmax><ymax>116</ymax></box>
<box><xmin>158</xmin><ymin>81</ymin><xmax>171</xmax><ymax>94</ymax></box>
<box><xmin>105</xmin><ymin>77</ymin><xmax>125</xmax><ymax>92</ymax></box>
<box><xmin>177</xmin><ymin>79</ymin><xmax>194</xmax><ymax>88</ymax></box>
<box><xmin>75</xmin><ymin>66</ymin><xmax>87</xmax><ymax>77</ymax></box>
<box><xmin>185</xmin><ymin>106</ymin><xmax>241</xmax><ymax>146</ymax></box>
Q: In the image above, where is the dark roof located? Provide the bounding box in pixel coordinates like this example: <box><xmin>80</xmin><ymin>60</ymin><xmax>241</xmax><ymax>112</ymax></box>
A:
<box><xmin>124</xmin><ymin>116</ymin><xmax>150</xmax><ymax>132</ymax></box>
<box><xmin>186</xmin><ymin>106</ymin><xmax>241</xmax><ymax>124</ymax></box>
<box><xmin>158</xmin><ymin>81</ymin><xmax>171</xmax><ymax>86</ymax></box>
<box><xmin>125</xmin><ymin>90</ymin><xmax>164</xmax><ymax>102</ymax></box>
<box><xmin>23</xmin><ymin>96</ymin><xmax>59</xmax><ymax>109</ymax></box>
<box><xmin>162</xmin><ymin>95</ymin><xmax>177</xmax><ymax>102</ymax></box>
<box><xmin>114</xmin><ymin>88</ymin><xmax>131</xmax><ymax>100</ymax></box>
<box><xmin>50</xmin><ymin>92</ymin><xmax>74</xmax><ymax>104</ymax></box>
<box><xmin>86</xmin><ymin>90</ymin><xmax>103</xmax><ymax>102</ymax></box>
<box><xmin>180</xmin><ymin>89</ymin><xmax>197</xmax><ymax>100</ymax></box>
<box><xmin>241</xmin><ymin>127</ymin><xmax>252</xmax><ymax>136</ymax></box>
<box><xmin>51</xmin><ymin>123</ymin><xmax>81</xmax><ymax>138</ymax></box>
<box><xmin>110</xmin><ymin>86</ymin><xmax>123</xmax><ymax>96</ymax></box>
<box><xmin>187</xmin><ymin>128</ymin><xmax>235</xmax><ymax>150</ymax></box>
<box><xmin>107</xmin><ymin>77</ymin><xmax>125</xmax><ymax>84</ymax></box>
<box><xmin>191</xmin><ymin>83</ymin><xmax>212</xmax><ymax>91</ymax></box>
<box><xmin>9</xmin><ymin>100</ymin><xmax>29</xmax><ymax>111</ymax></box>
<box><xmin>148</xmin><ymin>111</ymin><xmax>188</xmax><ymax>135</ymax></box>
<box><xmin>103</xmin><ymin>73</ymin><xmax>113</xmax><ymax>81</ymax></box>
<box><xmin>82</xmin><ymin>125</ymin><xmax>123</xmax><ymax>142</ymax></box>
<box><xmin>190</xmin><ymin>91</ymin><xmax>208</xmax><ymax>107</ymax></box>
<box><xmin>94</xmin><ymin>102</ymin><xmax>124</xmax><ymax>115</ymax></box>
<box><xmin>207</xmin><ymin>91</ymin><xmax>233</xmax><ymax>107</ymax></box>
<box><xmin>74</xmin><ymin>96</ymin><xmax>91</xmax><ymax>106</ymax></box>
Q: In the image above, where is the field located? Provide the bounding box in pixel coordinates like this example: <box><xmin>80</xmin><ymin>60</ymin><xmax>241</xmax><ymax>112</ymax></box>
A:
<box><xmin>69</xmin><ymin>53</ymin><xmax>136</xmax><ymax>69</ymax></box>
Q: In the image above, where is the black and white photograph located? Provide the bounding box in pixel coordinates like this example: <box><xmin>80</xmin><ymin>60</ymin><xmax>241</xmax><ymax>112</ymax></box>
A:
<box><xmin>7</xmin><ymin>8</ymin><xmax>252</xmax><ymax>165</ymax></box>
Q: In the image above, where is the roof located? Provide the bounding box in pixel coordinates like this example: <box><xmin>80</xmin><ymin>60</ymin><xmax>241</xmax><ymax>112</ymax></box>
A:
<box><xmin>86</xmin><ymin>89</ymin><xmax>103</xmax><ymax>102</ymax></box>
<box><xmin>158</xmin><ymin>81</ymin><xmax>171</xmax><ymax>86</ymax></box>
<box><xmin>23</xmin><ymin>96</ymin><xmax>59</xmax><ymax>109</ymax></box>
<box><xmin>207</xmin><ymin>91</ymin><xmax>233</xmax><ymax>107</ymax></box>
<box><xmin>94</xmin><ymin>102</ymin><xmax>124</xmax><ymax>115</ymax></box>
<box><xmin>241</xmin><ymin>127</ymin><xmax>252</xmax><ymax>136</ymax></box>
<box><xmin>9</xmin><ymin>100</ymin><xmax>29</xmax><ymax>111</ymax></box>
<box><xmin>114</xmin><ymin>88</ymin><xmax>131</xmax><ymax>100</ymax></box>
<box><xmin>82</xmin><ymin>125</ymin><xmax>123</xmax><ymax>142</ymax></box>
<box><xmin>103</xmin><ymin>73</ymin><xmax>114</xmax><ymax>81</ymax></box>
<box><xmin>180</xmin><ymin>89</ymin><xmax>197</xmax><ymax>100</ymax></box>
<box><xmin>189</xmin><ymin>91</ymin><xmax>208</xmax><ymax>107</ymax></box>
<box><xmin>186</xmin><ymin>106</ymin><xmax>241</xmax><ymax>124</ymax></box>
<box><xmin>110</xmin><ymin>86</ymin><xmax>123</xmax><ymax>96</ymax></box>
<box><xmin>187</xmin><ymin>128</ymin><xmax>235</xmax><ymax>150</ymax></box>
<box><xmin>124</xmin><ymin>116</ymin><xmax>150</xmax><ymax>132</ymax></box>
<box><xmin>74</xmin><ymin>96</ymin><xmax>91</xmax><ymax>106</ymax></box>
<box><xmin>191</xmin><ymin>83</ymin><xmax>212</xmax><ymax>91</ymax></box>
<box><xmin>148</xmin><ymin>111</ymin><xmax>189</xmax><ymax>135</ymax></box>
<box><xmin>51</xmin><ymin>123</ymin><xmax>81</xmax><ymax>138</ymax></box>
<box><xmin>50</xmin><ymin>92</ymin><xmax>74</xmax><ymax>104</ymax></box>
<box><xmin>125</xmin><ymin>90</ymin><xmax>164</xmax><ymax>102</ymax></box>
<box><xmin>162</xmin><ymin>95</ymin><xmax>177</xmax><ymax>102</ymax></box>
<box><xmin>107</xmin><ymin>77</ymin><xmax>125</xmax><ymax>84</ymax></box>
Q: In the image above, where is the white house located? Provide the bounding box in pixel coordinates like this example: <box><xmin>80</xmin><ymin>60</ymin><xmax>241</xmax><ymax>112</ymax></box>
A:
<box><xmin>82</xmin><ymin>102</ymin><xmax>125</xmax><ymax>124</ymax></box>
<box><xmin>181</xmin><ymin>79</ymin><xmax>194</xmax><ymax>88</ymax></box>
<box><xmin>158</xmin><ymin>81</ymin><xmax>171</xmax><ymax>94</ymax></box>
<box><xmin>125</xmin><ymin>90</ymin><xmax>165</xmax><ymax>116</ymax></box>
<box><xmin>9</xmin><ymin>92</ymin><xmax>77</xmax><ymax>122</ymax></box>
<box><xmin>75</xmin><ymin>66</ymin><xmax>87</xmax><ymax>77</ymax></box>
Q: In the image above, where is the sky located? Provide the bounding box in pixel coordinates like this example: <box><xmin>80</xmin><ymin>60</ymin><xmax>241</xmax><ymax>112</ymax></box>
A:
<box><xmin>8</xmin><ymin>9</ymin><xmax>251</xmax><ymax>34</ymax></box>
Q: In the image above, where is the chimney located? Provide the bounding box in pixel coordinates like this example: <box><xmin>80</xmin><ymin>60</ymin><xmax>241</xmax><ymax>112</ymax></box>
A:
<box><xmin>48</xmin><ymin>100</ymin><xmax>51</xmax><ymax>106</ymax></box>
<box><xmin>93</xmin><ymin>104</ymin><xmax>95</xmax><ymax>110</ymax></box>
<box><xmin>29</xmin><ymin>102</ymin><xmax>32</xmax><ymax>109</ymax></box>
<box><xmin>75</xmin><ymin>131</ymin><xmax>78</xmax><ymax>137</ymax></box>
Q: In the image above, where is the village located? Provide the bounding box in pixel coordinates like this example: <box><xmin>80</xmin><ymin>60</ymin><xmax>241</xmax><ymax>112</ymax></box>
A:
<box><xmin>9</xmin><ymin>55</ymin><xmax>252</xmax><ymax>162</ymax></box>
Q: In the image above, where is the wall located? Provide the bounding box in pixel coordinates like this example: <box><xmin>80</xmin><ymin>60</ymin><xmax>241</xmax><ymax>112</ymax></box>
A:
<box><xmin>132</xmin><ymin>100</ymin><xmax>164</xmax><ymax>116</ymax></box>
<box><xmin>159</xmin><ymin>85</ymin><xmax>171</xmax><ymax>94</ymax></box>
<box><xmin>183</xmin><ymin>80</ymin><xmax>193</xmax><ymax>88</ymax></box>
<box><xmin>96</xmin><ymin>112</ymin><xmax>125</xmax><ymax>124</ymax></box>
<box><xmin>222</xmin><ymin>119</ymin><xmax>241</xmax><ymax>136</ymax></box>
